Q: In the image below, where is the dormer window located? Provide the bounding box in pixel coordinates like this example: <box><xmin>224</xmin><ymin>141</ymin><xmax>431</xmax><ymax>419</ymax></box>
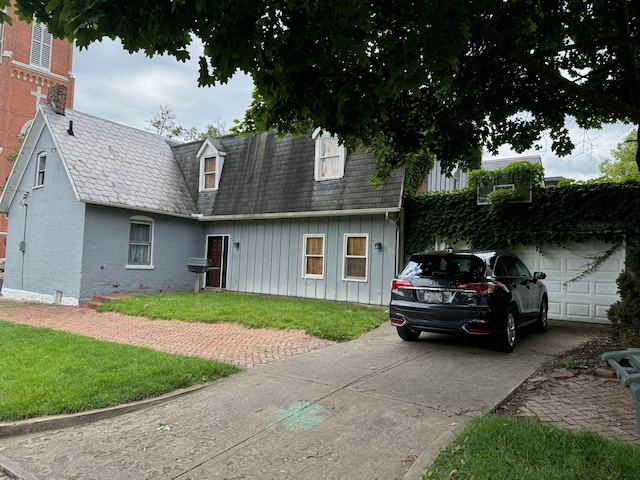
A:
<box><xmin>203</xmin><ymin>156</ymin><xmax>217</xmax><ymax>189</ymax></box>
<box><xmin>312</xmin><ymin>128</ymin><xmax>346</xmax><ymax>181</ymax></box>
<box><xmin>197</xmin><ymin>139</ymin><xmax>226</xmax><ymax>192</ymax></box>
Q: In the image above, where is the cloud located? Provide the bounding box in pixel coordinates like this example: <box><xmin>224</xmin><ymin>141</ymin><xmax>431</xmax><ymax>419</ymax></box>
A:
<box><xmin>72</xmin><ymin>39</ymin><xmax>633</xmax><ymax>180</ymax></box>
<box><xmin>486</xmin><ymin>120</ymin><xmax>634</xmax><ymax>181</ymax></box>
<box><xmin>72</xmin><ymin>38</ymin><xmax>254</xmax><ymax>134</ymax></box>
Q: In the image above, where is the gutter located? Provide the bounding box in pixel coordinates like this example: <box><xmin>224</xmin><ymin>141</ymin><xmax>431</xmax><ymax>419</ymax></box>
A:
<box><xmin>196</xmin><ymin>207</ymin><xmax>403</xmax><ymax>221</ymax></box>
<box><xmin>84</xmin><ymin>201</ymin><xmax>402</xmax><ymax>222</ymax></box>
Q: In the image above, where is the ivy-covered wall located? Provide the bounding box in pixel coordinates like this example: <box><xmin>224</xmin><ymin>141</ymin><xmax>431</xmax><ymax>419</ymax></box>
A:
<box><xmin>404</xmin><ymin>181</ymin><xmax>640</xmax><ymax>255</ymax></box>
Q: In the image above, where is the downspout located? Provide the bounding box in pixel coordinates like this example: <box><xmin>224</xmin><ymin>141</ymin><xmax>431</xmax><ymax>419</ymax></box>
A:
<box><xmin>19</xmin><ymin>191</ymin><xmax>29</xmax><ymax>289</ymax></box>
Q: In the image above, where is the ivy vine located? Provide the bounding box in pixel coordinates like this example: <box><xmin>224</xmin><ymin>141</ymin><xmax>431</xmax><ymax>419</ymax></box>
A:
<box><xmin>404</xmin><ymin>181</ymin><xmax>640</xmax><ymax>273</ymax></box>
<box><xmin>468</xmin><ymin>161</ymin><xmax>545</xmax><ymax>192</ymax></box>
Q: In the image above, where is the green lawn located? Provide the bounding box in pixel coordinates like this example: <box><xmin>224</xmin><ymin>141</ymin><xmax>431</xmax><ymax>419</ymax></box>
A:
<box><xmin>423</xmin><ymin>415</ymin><xmax>640</xmax><ymax>480</ymax></box>
<box><xmin>97</xmin><ymin>291</ymin><xmax>387</xmax><ymax>341</ymax></box>
<box><xmin>0</xmin><ymin>321</ymin><xmax>240</xmax><ymax>421</ymax></box>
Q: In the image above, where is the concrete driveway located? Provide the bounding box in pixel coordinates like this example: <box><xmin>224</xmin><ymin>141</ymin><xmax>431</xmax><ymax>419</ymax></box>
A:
<box><xmin>0</xmin><ymin>320</ymin><xmax>601</xmax><ymax>480</ymax></box>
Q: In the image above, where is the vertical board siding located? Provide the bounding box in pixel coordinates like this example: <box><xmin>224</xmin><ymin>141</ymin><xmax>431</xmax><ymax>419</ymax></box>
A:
<box><xmin>205</xmin><ymin>214</ymin><xmax>397</xmax><ymax>305</ymax></box>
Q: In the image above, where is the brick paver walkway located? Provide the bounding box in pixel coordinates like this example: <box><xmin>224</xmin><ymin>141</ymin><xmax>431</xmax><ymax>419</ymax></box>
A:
<box><xmin>510</xmin><ymin>369</ymin><xmax>640</xmax><ymax>445</ymax></box>
<box><xmin>0</xmin><ymin>299</ymin><xmax>335</xmax><ymax>368</ymax></box>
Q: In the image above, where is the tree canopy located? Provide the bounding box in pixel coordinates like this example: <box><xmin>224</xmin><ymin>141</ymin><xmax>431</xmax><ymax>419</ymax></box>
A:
<box><xmin>4</xmin><ymin>0</ymin><xmax>640</xmax><ymax>179</ymax></box>
<box><xmin>599</xmin><ymin>130</ymin><xmax>640</xmax><ymax>181</ymax></box>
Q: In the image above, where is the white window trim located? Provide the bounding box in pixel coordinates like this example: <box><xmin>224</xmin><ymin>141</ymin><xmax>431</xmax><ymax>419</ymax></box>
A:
<box><xmin>126</xmin><ymin>216</ymin><xmax>154</xmax><ymax>269</ymax></box>
<box><xmin>312</xmin><ymin>128</ymin><xmax>346</xmax><ymax>181</ymax></box>
<box><xmin>302</xmin><ymin>234</ymin><xmax>325</xmax><ymax>279</ymax></box>
<box><xmin>343</xmin><ymin>233</ymin><xmax>369</xmax><ymax>282</ymax></box>
<box><xmin>201</xmin><ymin>155</ymin><xmax>218</xmax><ymax>190</ymax></box>
<box><xmin>34</xmin><ymin>152</ymin><xmax>46</xmax><ymax>188</ymax></box>
<box><xmin>197</xmin><ymin>139</ymin><xmax>226</xmax><ymax>192</ymax></box>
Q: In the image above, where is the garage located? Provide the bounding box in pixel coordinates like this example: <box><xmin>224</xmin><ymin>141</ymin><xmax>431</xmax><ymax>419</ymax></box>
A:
<box><xmin>514</xmin><ymin>241</ymin><xmax>626</xmax><ymax>324</ymax></box>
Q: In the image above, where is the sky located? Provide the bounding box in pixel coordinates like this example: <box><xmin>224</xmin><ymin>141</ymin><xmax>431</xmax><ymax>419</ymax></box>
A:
<box><xmin>71</xmin><ymin>39</ymin><xmax>635</xmax><ymax>182</ymax></box>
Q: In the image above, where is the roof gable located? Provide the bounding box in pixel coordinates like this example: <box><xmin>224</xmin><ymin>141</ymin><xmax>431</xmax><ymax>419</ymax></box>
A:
<box><xmin>39</xmin><ymin>104</ymin><xmax>197</xmax><ymax>216</ymax></box>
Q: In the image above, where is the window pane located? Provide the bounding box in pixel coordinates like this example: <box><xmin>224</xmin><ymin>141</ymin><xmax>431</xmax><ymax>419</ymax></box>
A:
<box><xmin>322</xmin><ymin>157</ymin><xmax>341</xmax><ymax>178</ymax></box>
<box><xmin>129</xmin><ymin>244</ymin><xmax>150</xmax><ymax>264</ymax></box>
<box><xmin>130</xmin><ymin>223</ymin><xmax>150</xmax><ymax>242</ymax></box>
<box><xmin>346</xmin><ymin>258</ymin><xmax>366</xmax><ymax>278</ymax></box>
<box><xmin>306</xmin><ymin>237</ymin><xmax>323</xmax><ymax>255</ymax></box>
<box><xmin>321</xmin><ymin>137</ymin><xmax>339</xmax><ymax>157</ymax></box>
<box><xmin>204</xmin><ymin>157</ymin><xmax>216</xmax><ymax>174</ymax></box>
<box><xmin>306</xmin><ymin>257</ymin><xmax>323</xmax><ymax>275</ymax></box>
<box><xmin>347</xmin><ymin>237</ymin><xmax>366</xmax><ymax>256</ymax></box>
<box><xmin>204</xmin><ymin>172</ymin><xmax>216</xmax><ymax>189</ymax></box>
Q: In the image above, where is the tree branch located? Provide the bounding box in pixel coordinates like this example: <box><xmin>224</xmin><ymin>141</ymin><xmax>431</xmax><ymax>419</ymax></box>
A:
<box><xmin>478</xmin><ymin>22</ymin><xmax>640</xmax><ymax>125</ymax></box>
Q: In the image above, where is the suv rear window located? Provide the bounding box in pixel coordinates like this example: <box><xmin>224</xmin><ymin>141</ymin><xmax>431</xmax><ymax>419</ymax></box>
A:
<box><xmin>400</xmin><ymin>254</ymin><xmax>486</xmax><ymax>278</ymax></box>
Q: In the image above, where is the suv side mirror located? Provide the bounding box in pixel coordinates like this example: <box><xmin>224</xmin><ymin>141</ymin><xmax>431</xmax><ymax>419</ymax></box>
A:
<box><xmin>533</xmin><ymin>272</ymin><xmax>546</xmax><ymax>281</ymax></box>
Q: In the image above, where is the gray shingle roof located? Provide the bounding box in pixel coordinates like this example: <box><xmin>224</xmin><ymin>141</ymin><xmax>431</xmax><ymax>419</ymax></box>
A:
<box><xmin>172</xmin><ymin>131</ymin><xmax>404</xmax><ymax>217</ymax></box>
<box><xmin>43</xmin><ymin>105</ymin><xmax>403</xmax><ymax>218</ymax></box>
<box><xmin>43</xmin><ymin>104</ymin><xmax>197</xmax><ymax>216</ymax></box>
<box><xmin>482</xmin><ymin>155</ymin><xmax>542</xmax><ymax>171</ymax></box>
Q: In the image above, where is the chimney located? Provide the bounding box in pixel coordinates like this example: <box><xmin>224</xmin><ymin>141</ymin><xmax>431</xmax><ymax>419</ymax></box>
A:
<box><xmin>47</xmin><ymin>84</ymin><xmax>67</xmax><ymax>115</ymax></box>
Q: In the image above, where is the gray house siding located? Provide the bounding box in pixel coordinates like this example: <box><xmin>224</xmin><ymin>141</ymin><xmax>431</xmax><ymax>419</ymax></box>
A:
<box><xmin>425</xmin><ymin>160</ymin><xmax>468</xmax><ymax>192</ymax></box>
<box><xmin>3</xmin><ymin>128</ymin><xmax>85</xmax><ymax>304</ymax></box>
<box><xmin>80</xmin><ymin>205</ymin><xmax>205</xmax><ymax>302</ymax></box>
<box><xmin>204</xmin><ymin>214</ymin><xmax>398</xmax><ymax>305</ymax></box>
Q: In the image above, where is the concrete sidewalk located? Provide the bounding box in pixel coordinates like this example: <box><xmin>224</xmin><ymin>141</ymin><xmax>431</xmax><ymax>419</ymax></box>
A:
<box><xmin>0</xmin><ymin>317</ymin><xmax>603</xmax><ymax>480</ymax></box>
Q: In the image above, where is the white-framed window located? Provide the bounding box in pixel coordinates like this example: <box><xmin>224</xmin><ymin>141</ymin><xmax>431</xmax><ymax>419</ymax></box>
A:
<box><xmin>127</xmin><ymin>216</ymin><xmax>154</xmax><ymax>268</ymax></box>
<box><xmin>203</xmin><ymin>156</ymin><xmax>217</xmax><ymax>189</ymax></box>
<box><xmin>197</xmin><ymin>139</ymin><xmax>225</xmax><ymax>191</ymax></box>
<box><xmin>343</xmin><ymin>234</ymin><xmax>368</xmax><ymax>281</ymax></box>
<box><xmin>30</xmin><ymin>22</ymin><xmax>52</xmax><ymax>69</ymax></box>
<box><xmin>35</xmin><ymin>153</ymin><xmax>46</xmax><ymax>187</ymax></box>
<box><xmin>312</xmin><ymin>128</ymin><xmax>346</xmax><ymax>180</ymax></box>
<box><xmin>303</xmin><ymin>234</ymin><xmax>325</xmax><ymax>278</ymax></box>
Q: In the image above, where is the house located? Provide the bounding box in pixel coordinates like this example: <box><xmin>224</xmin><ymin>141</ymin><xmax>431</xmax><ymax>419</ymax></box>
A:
<box><xmin>0</xmin><ymin>87</ymin><xmax>405</xmax><ymax>306</ymax></box>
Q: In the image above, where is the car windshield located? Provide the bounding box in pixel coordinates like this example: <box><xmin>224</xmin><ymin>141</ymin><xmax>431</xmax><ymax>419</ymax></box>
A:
<box><xmin>401</xmin><ymin>254</ymin><xmax>486</xmax><ymax>278</ymax></box>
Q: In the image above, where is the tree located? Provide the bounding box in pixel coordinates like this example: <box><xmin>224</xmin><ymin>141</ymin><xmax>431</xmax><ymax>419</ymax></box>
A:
<box><xmin>5</xmin><ymin>0</ymin><xmax>640</xmax><ymax>179</ymax></box>
<box><xmin>147</xmin><ymin>106</ymin><xmax>228</xmax><ymax>141</ymax></box>
<box><xmin>599</xmin><ymin>130</ymin><xmax>640</xmax><ymax>181</ymax></box>
<box><xmin>147</xmin><ymin>105</ymin><xmax>185</xmax><ymax>139</ymax></box>
<box><xmin>182</xmin><ymin>117</ymin><xmax>228</xmax><ymax>142</ymax></box>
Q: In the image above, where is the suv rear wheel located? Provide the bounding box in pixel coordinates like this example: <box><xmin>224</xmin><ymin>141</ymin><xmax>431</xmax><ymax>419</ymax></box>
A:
<box><xmin>396</xmin><ymin>326</ymin><xmax>421</xmax><ymax>341</ymax></box>
<box><xmin>492</xmin><ymin>307</ymin><xmax>517</xmax><ymax>353</ymax></box>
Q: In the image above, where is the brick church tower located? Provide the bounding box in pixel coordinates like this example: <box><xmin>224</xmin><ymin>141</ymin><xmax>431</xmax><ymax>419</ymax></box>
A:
<box><xmin>0</xmin><ymin>5</ymin><xmax>74</xmax><ymax>259</ymax></box>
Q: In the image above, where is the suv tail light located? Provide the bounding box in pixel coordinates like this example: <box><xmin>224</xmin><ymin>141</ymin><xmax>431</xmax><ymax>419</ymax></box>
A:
<box><xmin>458</xmin><ymin>282</ymin><xmax>496</xmax><ymax>295</ymax></box>
<box><xmin>392</xmin><ymin>279</ymin><xmax>413</xmax><ymax>290</ymax></box>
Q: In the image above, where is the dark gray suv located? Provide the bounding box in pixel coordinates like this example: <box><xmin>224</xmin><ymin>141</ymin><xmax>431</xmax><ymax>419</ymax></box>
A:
<box><xmin>389</xmin><ymin>250</ymin><xmax>548</xmax><ymax>352</ymax></box>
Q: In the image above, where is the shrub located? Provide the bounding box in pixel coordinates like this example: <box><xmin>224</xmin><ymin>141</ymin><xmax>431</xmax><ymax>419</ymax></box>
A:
<box><xmin>607</xmin><ymin>245</ymin><xmax>640</xmax><ymax>347</ymax></box>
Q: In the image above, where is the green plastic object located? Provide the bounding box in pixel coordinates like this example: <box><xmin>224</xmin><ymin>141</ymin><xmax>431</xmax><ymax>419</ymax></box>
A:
<box><xmin>602</xmin><ymin>349</ymin><xmax>640</xmax><ymax>433</ymax></box>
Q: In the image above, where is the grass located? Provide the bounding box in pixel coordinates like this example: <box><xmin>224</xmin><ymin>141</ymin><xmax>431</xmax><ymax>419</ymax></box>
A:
<box><xmin>0</xmin><ymin>321</ymin><xmax>240</xmax><ymax>421</ymax></box>
<box><xmin>423</xmin><ymin>415</ymin><xmax>640</xmax><ymax>480</ymax></box>
<box><xmin>97</xmin><ymin>291</ymin><xmax>387</xmax><ymax>341</ymax></box>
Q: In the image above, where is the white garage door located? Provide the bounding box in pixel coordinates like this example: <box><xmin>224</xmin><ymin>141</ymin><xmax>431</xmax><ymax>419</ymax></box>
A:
<box><xmin>513</xmin><ymin>241</ymin><xmax>625</xmax><ymax>324</ymax></box>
